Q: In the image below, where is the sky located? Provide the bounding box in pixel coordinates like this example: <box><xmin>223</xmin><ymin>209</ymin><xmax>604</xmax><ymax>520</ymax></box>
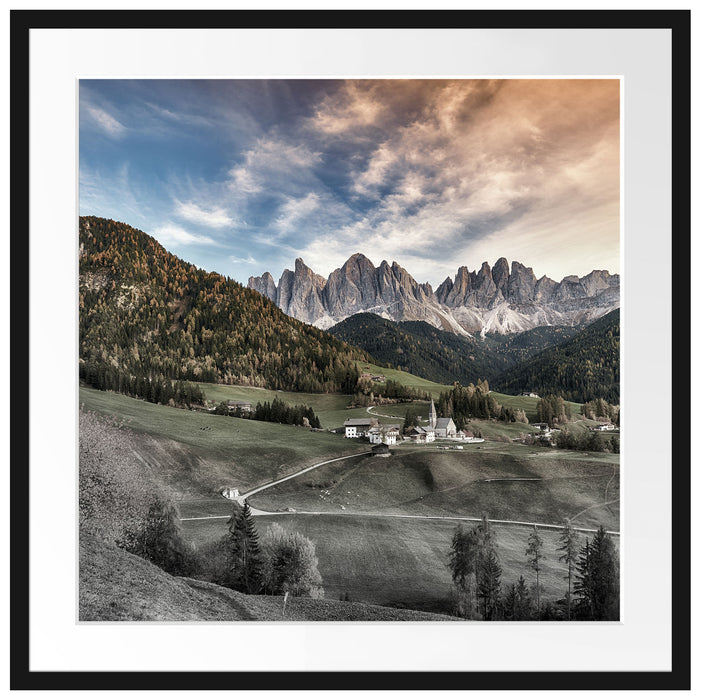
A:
<box><xmin>79</xmin><ymin>78</ymin><xmax>620</xmax><ymax>288</ymax></box>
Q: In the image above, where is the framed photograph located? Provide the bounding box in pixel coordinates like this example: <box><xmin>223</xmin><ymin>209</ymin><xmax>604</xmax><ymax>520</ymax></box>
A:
<box><xmin>10</xmin><ymin>7</ymin><xmax>690</xmax><ymax>692</ymax></box>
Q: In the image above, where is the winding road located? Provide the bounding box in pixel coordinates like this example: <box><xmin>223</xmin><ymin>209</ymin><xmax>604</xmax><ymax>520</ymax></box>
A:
<box><xmin>180</xmin><ymin>448</ymin><xmax>620</xmax><ymax>537</ymax></box>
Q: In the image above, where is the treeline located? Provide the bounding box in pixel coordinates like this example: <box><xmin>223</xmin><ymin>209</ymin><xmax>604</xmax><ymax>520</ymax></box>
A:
<box><xmin>79</xmin><ymin>216</ymin><xmax>370</xmax><ymax>395</ymax></box>
<box><xmin>520</xmin><ymin>423</ymin><xmax>620</xmax><ymax>454</ymax></box>
<box><xmin>492</xmin><ymin>309</ymin><xmax>620</xmax><ymax>404</ymax></box>
<box><xmin>448</xmin><ymin>517</ymin><xmax>619</xmax><ymax>621</ymax></box>
<box><xmin>536</xmin><ymin>394</ymin><xmax>571</xmax><ymax>425</ymax></box>
<box><xmin>437</xmin><ymin>381</ymin><xmax>528</xmax><ymax>427</ymax></box>
<box><xmin>215</xmin><ymin>396</ymin><xmax>322</xmax><ymax>428</ymax></box>
<box><xmin>582</xmin><ymin>398</ymin><xmax>620</xmax><ymax>424</ymax></box>
<box><xmin>555</xmin><ymin>428</ymin><xmax>620</xmax><ymax>454</ymax></box>
<box><xmin>351</xmin><ymin>378</ymin><xmax>431</xmax><ymax>407</ymax></box>
<box><xmin>80</xmin><ymin>361</ymin><xmax>205</xmax><ymax>407</ymax></box>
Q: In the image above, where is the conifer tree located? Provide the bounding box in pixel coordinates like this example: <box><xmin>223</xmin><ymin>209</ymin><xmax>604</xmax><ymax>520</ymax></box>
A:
<box><xmin>557</xmin><ymin>518</ymin><xmax>579</xmax><ymax>620</ymax></box>
<box><xmin>515</xmin><ymin>575</ymin><xmax>532</xmax><ymax>621</ymax></box>
<box><xmin>574</xmin><ymin>526</ymin><xmax>619</xmax><ymax>620</ymax></box>
<box><xmin>477</xmin><ymin>548</ymin><xmax>503</xmax><ymax>620</ymax></box>
<box><xmin>525</xmin><ymin>525</ymin><xmax>544</xmax><ymax>619</ymax></box>
<box><xmin>226</xmin><ymin>502</ymin><xmax>263</xmax><ymax>594</ymax></box>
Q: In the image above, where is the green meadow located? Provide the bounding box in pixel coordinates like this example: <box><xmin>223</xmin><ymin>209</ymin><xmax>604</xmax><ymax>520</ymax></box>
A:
<box><xmin>79</xmin><ymin>385</ymin><xmax>367</xmax><ymax>496</ymax></box>
<box><xmin>81</xmin><ymin>379</ymin><xmax>619</xmax><ymax>617</ymax></box>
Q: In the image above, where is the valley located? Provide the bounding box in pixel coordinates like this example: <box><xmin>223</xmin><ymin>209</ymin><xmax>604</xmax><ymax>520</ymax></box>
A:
<box><xmin>80</xmin><ymin>379</ymin><xmax>619</xmax><ymax>619</ymax></box>
<box><xmin>77</xmin><ymin>216</ymin><xmax>620</xmax><ymax>622</ymax></box>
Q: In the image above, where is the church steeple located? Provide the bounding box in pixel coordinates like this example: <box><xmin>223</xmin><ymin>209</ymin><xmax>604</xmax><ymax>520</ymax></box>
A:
<box><xmin>429</xmin><ymin>398</ymin><xmax>437</xmax><ymax>429</ymax></box>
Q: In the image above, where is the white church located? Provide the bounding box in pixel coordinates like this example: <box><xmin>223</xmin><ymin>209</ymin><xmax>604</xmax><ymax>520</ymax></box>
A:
<box><xmin>428</xmin><ymin>399</ymin><xmax>457</xmax><ymax>439</ymax></box>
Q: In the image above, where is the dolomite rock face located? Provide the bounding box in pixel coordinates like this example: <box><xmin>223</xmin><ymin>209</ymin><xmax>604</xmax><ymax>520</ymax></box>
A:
<box><xmin>248</xmin><ymin>253</ymin><xmax>620</xmax><ymax>336</ymax></box>
<box><xmin>247</xmin><ymin>271</ymin><xmax>277</xmax><ymax>302</ymax></box>
<box><xmin>272</xmin><ymin>258</ymin><xmax>327</xmax><ymax>324</ymax></box>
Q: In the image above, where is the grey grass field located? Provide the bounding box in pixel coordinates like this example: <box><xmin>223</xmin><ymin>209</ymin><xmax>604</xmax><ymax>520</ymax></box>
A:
<box><xmin>80</xmin><ymin>384</ymin><xmax>619</xmax><ymax>616</ymax></box>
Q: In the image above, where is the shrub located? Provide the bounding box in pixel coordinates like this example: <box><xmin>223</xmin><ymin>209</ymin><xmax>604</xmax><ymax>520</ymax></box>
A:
<box><xmin>261</xmin><ymin>524</ymin><xmax>324</xmax><ymax>598</ymax></box>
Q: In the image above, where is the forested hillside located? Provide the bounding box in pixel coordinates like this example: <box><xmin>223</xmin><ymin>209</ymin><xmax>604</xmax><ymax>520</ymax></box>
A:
<box><xmin>328</xmin><ymin>313</ymin><xmax>493</xmax><ymax>384</ymax></box>
<box><xmin>491</xmin><ymin>309</ymin><xmax>620</xmax><ymax>403</ymax></box>
<box><xmin>79</xmin><ymin>216</ymin><xmax>370</xmax><ymax>395</ymax></box>
<box><xmin>328</xmin><ymin>313</ymin><xmax>582</xmax><ymax>386</ymax></box>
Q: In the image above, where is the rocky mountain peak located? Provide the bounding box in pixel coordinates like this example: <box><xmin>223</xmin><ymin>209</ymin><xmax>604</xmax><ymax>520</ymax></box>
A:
<box><xmin>491</xmin><ymin>258</ymin><xmax>510</xmax><ymax>294</ymax></box>
<box><xmin>247</xmin><ymin>254</ymin><xmax>620</xmax><ymax>335</ymax></box>
<box><xmin>294</xmin><ymin>258</ymin><xmax>326</xmax><ymax>287</ymax></box>
<box><xmin>247</xmin><ymin>271</ymin><xmax>277</xmax><ymax>302</ymax></box>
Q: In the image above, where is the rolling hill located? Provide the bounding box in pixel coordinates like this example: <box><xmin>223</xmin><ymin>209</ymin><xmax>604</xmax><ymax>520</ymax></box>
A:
<box><xmin>80</xmin><ymin>534</ymin><xmax>459</xmax><ymax>622</ymax></box>
<box><xmin>79</xmin><ymin>216</ymin><xmax>371</xmax><ymax>396</ymax></box>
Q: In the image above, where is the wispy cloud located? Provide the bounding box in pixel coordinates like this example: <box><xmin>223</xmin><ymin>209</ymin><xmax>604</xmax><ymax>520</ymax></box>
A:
<box><xmin>230</xmin><ymin>254</ymin><xmax>257</xmax><ymax>265</ymax></box>
<box><xmin>274</xmin><ymin>193</ymin><xmax>320</xmax><ymax>232</ymax></box>
<box><xmin>228</xmin><ymin>137</ymin><xmax>322</xmax><ymax>196</ymax></box>
<box><xmin>86</xmin><ymin>105</ymin><xmax>126</xmax><ymax>138</ymax></box>
<box><xmin>80</xmin><ymin>78</ymin><xmax>619</xmax><ymax>286</ymax></box>
<box><xmin>174</xmin><ymin>200</ymin><xmax>234</xmax><ymax>228</ymax></box>
<box><xmin>153</xmin><ymin>224</ymin><xmax>217</xmax><ymax>247</ymax></box>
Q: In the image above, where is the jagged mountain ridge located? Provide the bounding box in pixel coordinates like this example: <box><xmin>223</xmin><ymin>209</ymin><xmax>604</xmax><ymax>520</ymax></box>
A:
<box><xmin>249</xmin><ymin>253</ymin><xmax>619</xmax><ymax>335</ymax></box>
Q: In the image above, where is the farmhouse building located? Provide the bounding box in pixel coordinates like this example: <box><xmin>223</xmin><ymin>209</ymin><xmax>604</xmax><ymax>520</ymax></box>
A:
<box><xmin>227</xmin><ymin>400</ymin><xmax>252</xmax><ymax>412</ymax></box>
<box><xmin>408</xmin><ymin>426</ymin><xmax>436</xmax><ymax>443</ymax></box>
<box><xmin>221</xmin><ymin>487</ymin><xmax>240</xmax><ymax>500</ymax></box>
<box><xmin>595</xmin><ymin>423</ymin><xmax>616</xmax><ymax>431</ymax></box>
<box><xmin>344</xmin><ymin>418</ymin><xmax>376</xmax><ymax>438</ymax></box>
<box><xmin>368</xmin><ymin>425</ymin><xmax>400</xmax><ymax>445</ymax></box>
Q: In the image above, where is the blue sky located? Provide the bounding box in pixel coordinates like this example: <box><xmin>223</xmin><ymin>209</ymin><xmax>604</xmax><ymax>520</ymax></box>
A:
<box><xmin>79</xmin><ymin>78</ymin><xmax>620</xmax><ymax>288</ymax></box>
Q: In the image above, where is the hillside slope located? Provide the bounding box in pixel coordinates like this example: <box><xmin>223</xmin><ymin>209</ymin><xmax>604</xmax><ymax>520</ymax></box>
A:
<box><xmin>79</xmin><ymin>535</ymin><xmax>459</xmax><ymax>622</ymax></box>
<box><xmin>79</xmin><ymin>216</ymin><xmax>370</xmax><ymax>394</ymax></box>
<box><xmin>328</xmin><ymin>313</ymin><xmax>581</xmax><ymax>385</ymax></box>
<box><xmin>491</xmin><ymin>309</ymin><xmax>620</xmax><ymax>403</ymax></box>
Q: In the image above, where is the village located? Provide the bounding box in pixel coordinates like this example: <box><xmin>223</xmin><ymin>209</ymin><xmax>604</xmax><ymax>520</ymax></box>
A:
<box><xmin>342</xmin><ymin>398</ymin><xmax>485</xmax><ymax>455</ymax></box>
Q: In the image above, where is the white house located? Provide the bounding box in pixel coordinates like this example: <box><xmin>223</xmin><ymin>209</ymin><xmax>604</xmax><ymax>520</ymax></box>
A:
<box><xmin>344</xmin><ymin>418</ymin><xmax>375</xmax><ymax>438</ymax></box>
<box><xmin>230</xmin><ymin>400</ymin><xmax>252</xmax><ymax>412</ymax></box>
<box><xmin>595</xmin><ymin>423</ymin><xmax>616</xmax><ymax>431</ymax></box>
<box><xmin>369</xmin><ymin>425</ymin><xmax>400</xmax><ymax>445</ymax></box>
<box><xmin>221</xmin><ymin>487</ymin><xmax>240</xmax><ymax>500</ymax></box>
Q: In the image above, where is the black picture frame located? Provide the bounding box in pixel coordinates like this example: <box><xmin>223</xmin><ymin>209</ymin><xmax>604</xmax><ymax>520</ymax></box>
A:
<box><xmin>9</xmin><ymin>8</ymin><xmax>690</xmax><ymax>692</ymax></box>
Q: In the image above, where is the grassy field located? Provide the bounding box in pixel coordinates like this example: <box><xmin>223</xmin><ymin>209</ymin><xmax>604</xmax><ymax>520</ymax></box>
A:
<box><xmin>195</xmin><ymin>383</ymin><xmax>356</xmax><ymax>429</ymax></box>
<box><xmin>81</xmin><ymin>384</ymin><xmax>619</xmax><ymax>618</ymax></box>
<box><xmin>248</xmin><ymin>446</ymin><xmax>619</xmax><ymax>531</ymax></box>
<box><xmin>356</xmin><ymin>361</ymin><xmax>453</xmax><ymax>399</ymax></box>
<box><xmin>196</xmin><ymin>377</ymin><xmax>589</xmax><ymax>431</ymax></box>
<box><xmin>180</xmin><ymin>513</ymin><xmax>600</xmax><ymax>612</ymax></box>
<box><xmin>487</xmin><ymin>391</ymin><xmax>584</xmax><ymax>424</ymax></box>
<box><xmin>80</xmin><ymin>533</ymin><xmax>459</xmax><ymax>621</ymax></box>
<box><xmin>79</xmin><ymin>386</ymin><xmax>367</xmax><ymax>497</ymax></box>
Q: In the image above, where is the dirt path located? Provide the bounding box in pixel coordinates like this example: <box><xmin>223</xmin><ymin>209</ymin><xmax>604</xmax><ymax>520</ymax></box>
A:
<box><xmin>365</xmin><ymin>406</ymin><xmax>402</xmax><ymax>420</ymax></box>
<box><xmin>179</xmin><ymin>444</ymin><xmax>620</xmax><ymax>537</ymax></box>
<box><xmin>182</xmin><ymin>506</ymin><xmax>618</xmax><ymax>536</ymax></box>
